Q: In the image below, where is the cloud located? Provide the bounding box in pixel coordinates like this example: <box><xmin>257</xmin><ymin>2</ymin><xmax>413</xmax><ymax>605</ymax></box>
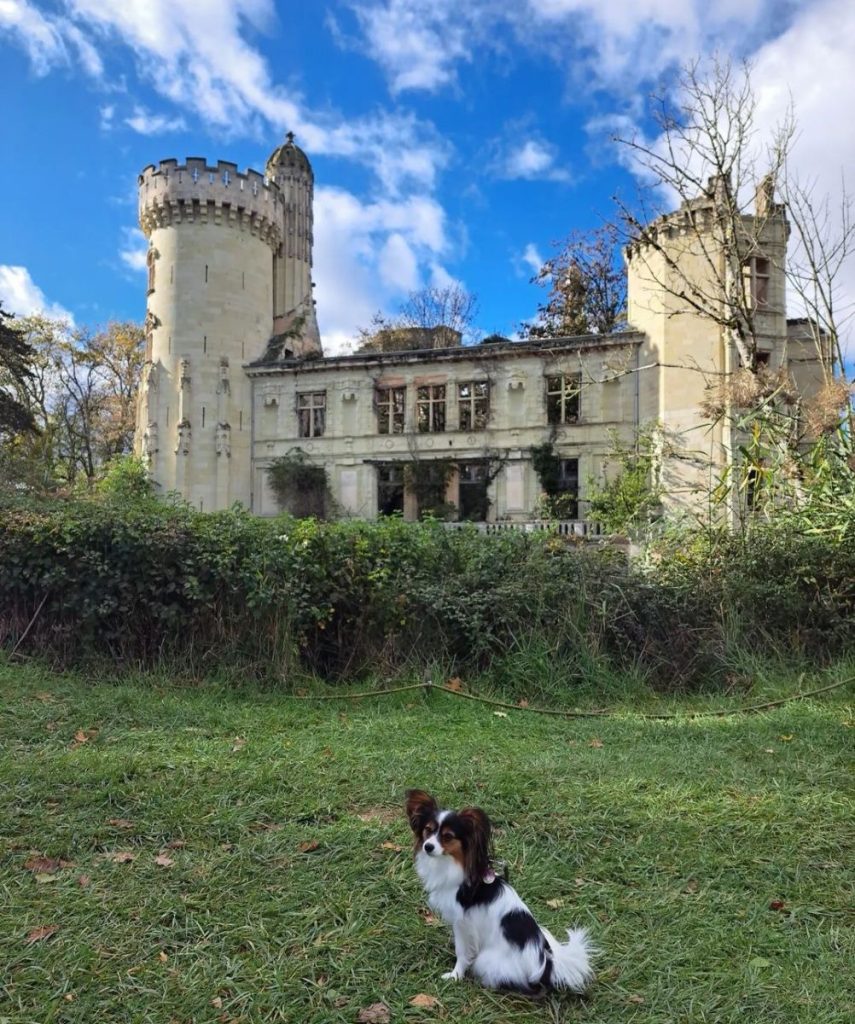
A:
<box><xmin>119</xmin><ymin>228</ymin><xmax>148</xmax><ymax>273</ymax></box>
<box><xmin>0</xmin><ymin>0</ymin><xmax>66</xmax><ymax>74</ymax></box>
<box><xmin>520</xmin><ymin>243</ymin><xmax>544</xmax><ymax>277</ymax></box>
<box><xmin>125</xmin><ymin>106</ymin><xmax>187</xmax><ymax>135</ymax></box>
<box><xmin>313</xmin><ymin>186</ymin><xmax>456</xmax><ymax>354</ymax></box>
<box><xmin>499</xmin><ymin>138</ymin><xmax>571</xmax><ymax>183</ymax></box>
<box><xmin>0</xmin><ymin>265</ymin><xmax>75</xmax><ymax>323</ymax></box>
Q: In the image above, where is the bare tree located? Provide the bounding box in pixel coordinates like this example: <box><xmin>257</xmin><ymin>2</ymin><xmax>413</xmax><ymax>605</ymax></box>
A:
<box><xmin>357</xmin><ymin>284</ymin><xmax>479</xmax><ymax>351</ymax></box>
<box><xmin>614</xmin><ymin>56</ymin><xmax>795</xmax><ymax>374</ymax></box>
<box><xmin>523</xmin><ymin>222</ymin><xmax>627</xmax><ymax>338</ymax></box>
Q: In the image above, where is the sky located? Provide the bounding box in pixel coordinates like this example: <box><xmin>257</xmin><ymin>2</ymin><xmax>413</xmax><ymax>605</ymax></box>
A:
<box><xmin>1</xmin><ymin>0</ymin><xmax>853</xmax><ymax>357</ymax></box>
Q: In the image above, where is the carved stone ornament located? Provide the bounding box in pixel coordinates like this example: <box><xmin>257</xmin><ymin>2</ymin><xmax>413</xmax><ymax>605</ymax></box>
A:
<box><xmin>143</xmin><ymin>309</ymin><xmax>159</xmax><ymax>332</ymax></box>
<box><xmin>215</xmin><ymin>422</ymin><xmax>231</xmax><ymax>457</ymax></box>
<box><xmin>179</xmin><ymin>357</ymin><xmax>191</xmax><ymax>389</ymax></box>
<box><xmin>175</xmin><ymin>418</ymin><xmax>191</xmax><ymax>455</ymax></box>
<box><xmin>217</xmin><ymin>357</ymin><xmax>230</xmax><ymax>394</ymax></box>
<box><xmin>142</xmin><ymin>421</ymin><xmax>159</xmax><ymax>462</ymax></box>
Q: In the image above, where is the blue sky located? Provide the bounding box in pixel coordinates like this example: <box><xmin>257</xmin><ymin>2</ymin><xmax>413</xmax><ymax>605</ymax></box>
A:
<box><xmin>1</xmin><ymin>1</ymin><xmax>853</xmax><ymax>355</ymax></box>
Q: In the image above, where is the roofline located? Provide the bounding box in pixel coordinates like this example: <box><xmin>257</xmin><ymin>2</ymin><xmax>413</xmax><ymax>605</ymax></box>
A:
<box><xmin>246</xmin><ymin>330</ymin><xmax>645</xmax><ymax>377</ymax></box>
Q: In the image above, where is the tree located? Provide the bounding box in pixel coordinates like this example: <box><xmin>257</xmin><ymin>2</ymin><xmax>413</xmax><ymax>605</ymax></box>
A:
<box><xmin>523</xmin><ymin>223</ymin><xmax>627</xmax><ymax>338</ymax></box>
<box><xmin>357</xmin><ymin>284</ymin><xmax>479</xmax><ymax>351</ymax></box>
<box><xmin>0</xmin><ymin>303</ymin><xmax>38</xmax><ymax>437</ymax></box>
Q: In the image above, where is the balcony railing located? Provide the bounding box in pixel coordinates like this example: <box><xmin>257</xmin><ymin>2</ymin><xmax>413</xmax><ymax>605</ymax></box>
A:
<box><xmin>443</xmin><ymin>520</ymin><xmax>603</xmax><ymax>538</ymax></box>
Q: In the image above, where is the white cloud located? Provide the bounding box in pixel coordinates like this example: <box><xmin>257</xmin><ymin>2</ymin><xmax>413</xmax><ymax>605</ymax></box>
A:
<box><xmin>125</xmin><ymin>105</ymin><xmax>186</xmax><ymax>135</ymax></box>
<box><xmin>119</xmin><ymin>228</ymin><xmax>148</xmax><ymax>273</ymax></box>
<box><xmin>500</xmin><ymin>138</ymin><xmax>571</xmax><ymax>182</ymax></box>
<box><xmin>99</xmin><ymin>103</ymin><xmax>115</xmax><ymax>130</ymax></box>
<box><xmin>520</xmin><ymin>243</ymin><xmax>544</xmax><ymax>277</ymax></box>
<box><xmin>0</xmin><ymin>0</ymin><xmax>66</xmax><ymax>73</ymax></box>
<box><xmin>0</xmin><ymin>265</ymin><xmax>75</xmax><ymax>323</ymax></box>
<box><xmin>313</xmin><ymin>186</ymin><xmax>456</xmax><ymax>354</ymax></box>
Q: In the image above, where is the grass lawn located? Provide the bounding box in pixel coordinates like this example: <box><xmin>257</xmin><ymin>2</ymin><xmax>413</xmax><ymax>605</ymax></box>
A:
<box><xmin>0</xmin><ymin>660</ymin><xmax>852</xmax><ymax>1024</ymax></box>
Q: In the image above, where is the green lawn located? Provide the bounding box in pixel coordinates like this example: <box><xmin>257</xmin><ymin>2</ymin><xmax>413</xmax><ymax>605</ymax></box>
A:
<box><xmin>0</xmin><ymin>661</ymin><xmax>852</xmax><ymax>1024</ymax></box>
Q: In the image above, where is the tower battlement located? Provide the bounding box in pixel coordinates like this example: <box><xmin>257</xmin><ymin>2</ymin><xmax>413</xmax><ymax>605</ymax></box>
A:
<box><xmin>138</xmin><ymin>158</ymin><xmax>283</xmax><ymax>250</ymax></box>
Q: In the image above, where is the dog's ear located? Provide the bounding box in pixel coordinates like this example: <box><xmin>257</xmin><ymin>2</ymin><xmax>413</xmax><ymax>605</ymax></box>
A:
<box><xmin>458</xmin><ymin>806</ymin><xmax>491</xmax><ymax>884</ymax></box>
<box><xmin>405</xmin><ymin>789</ymin><xmax>438</xmax><ymax>834</ymax></box>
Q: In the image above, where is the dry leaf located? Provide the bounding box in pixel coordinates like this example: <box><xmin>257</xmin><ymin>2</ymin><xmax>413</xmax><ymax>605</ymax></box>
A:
<box><xmin>574</xmin><ymin>877</ymin><xmax>585</xmax><ymax>887</ymax></box>
<box><xmin>231</xmin><ymin>737</ymin><xmax>246</xmax><ymax>752</ymax></box>
<box><xmin>545</xmin><ymin>898</ymin><xmax>565</xmax><ymax>909</ymax></box>
<box><xmin>446</xmin><ymin>677</ymin><xmax>463</xmax><ymax>692</ymax></box>
<box><xmin>410</xmin><ymin>993</ymin><xmax>440</xmax><ymax>1008</ymax></box>
<box><xmin>25</xmin><ymin>925</ymin><xmax>59</xmax><ymax>944</ymax></box>
<box><xmin>518</xmin><ymin>699</ymin><xmax>530</xmax><ymax>709</ymax></box>
<box><xmin>493</xmin><ymin>711</ymin><xmax>508</xmax><ymax>718</ymax></box>
<box><xmin>70</xmin><ymin>728</ymin><xmax>98</xmax><ymax>749</ymax></box>
<box><xmin>35</xmin><ymin>873</ymin><xmax>60</xmax><ymax>884</ymax></box>
<box><xmin>158</xmin><ymin>950</ymin><xmax>168</xmax><ymax>963</ymax></box>
<box><xmin>628</xmin><ymin>994</ymin><xmax>645</xmax><ymax>1004</ymax></box>
<box><xmin>768</xmin><ymin>899</ymin><xmax>786</xmax><ymax>912</ymax></box>
<box><xmin>779</xmin><ymin>734</ymin><xmax>794</xmax><ymax>742</ymax></box>
<box><xmin>34</xmin><ymin>691</ymin><xmax>57</xmax><ymax>703</ymax></box>
<box><xmin>588</xmin><ymin>738</ymin><xmax>604</xmax><ymax>748</ymax></box>
<box><xmin>165</xmin><ymin>839</ymin><xmax>187</xmax><ymax>849</ymax></box>
<box><xmin>357</xmin><ymin>1003</ymin><xmax>390</xmax><ymax>1023</ymax></box>
<box><xmin>421</xmin><ymin>911</ymin><xmax>438</xmax><ymax>925</ymax></box>
<box><xmin>297</xmin><ymin>840</ymin><xmax>320</xmax><ymax>853</ymax></box>
<box><xmin>24</xmin><ymin>855</ymin><xmax>71</xmax><ymax>874</ymax></box>
<box><xmin>211</xmin><ymin>997</ymin><xmax>223</xmax><ymax>1009</ymax></box>
<box><xmin>380</xmin><ymin>842</ymin><xmax>402</xmax><ymax>852</ymax></box>
<box><xmin>154</xmin><ymin>854</ymin><xmax>175</xmax><ymax>868</ymax></box>
<box><xmin>63</xmin><ymin>993</ymin><xmax>76</xmax><ymax>1002</ymax></box>
<box><xmin>107</xmin><ymin>818</ymin><xmax>133</xmax><ymax>829</ymax></box>
<box><xmin>107</xmin><ymin>851</ymin><xmax>136</xmax><ymax>864</ymax></box>
<box><xmin>684</xmin><ymin>879</ymin><xmax>699</xmax><ymax>893</ymax></box>
<box><xmin>77</xmin><ymin>875</ymin><xmax>91</xmax><ymax>888</ymax></box>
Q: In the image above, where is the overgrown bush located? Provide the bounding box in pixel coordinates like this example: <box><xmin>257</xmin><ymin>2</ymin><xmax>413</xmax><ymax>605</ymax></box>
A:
<box><xmin>0</xmin><ymin>495</ymin><xmax>852</xmax><ymax>688</ymax></box>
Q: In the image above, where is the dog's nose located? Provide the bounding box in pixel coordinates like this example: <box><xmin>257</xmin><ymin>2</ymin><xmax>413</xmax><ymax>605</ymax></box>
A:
<box><xmin>424</xmin><ymin>842</ymin><xmax>435</xmax><ymax>853</ymax></box>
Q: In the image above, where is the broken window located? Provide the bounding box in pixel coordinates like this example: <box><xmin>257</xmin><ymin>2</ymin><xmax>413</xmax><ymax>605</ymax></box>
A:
<box><xmin>376</xmin><ymin>386</ymin><xmax>406</xmax><ymax>434</ymax></box>
<box><xmin>745</xmin><ymin>257</ymin><xmax>771</xmax><ymax>308</ymax></box>
<box><xmin>458</xmin><ymin>461</ymin><xmax>489</xmax><ymax>521</ymax></box>
<box><xmin>556</xmin><ymin>458</ymin><xmax>579</xmax><ymax>518</ymax></box>
<box><xmin>416</xmin><ymin>384</ymin><xmax>446</xmax><ymax>433</ymax></box>
<box><xmin>297</xmin><ymin>391</ymin><xmax>326</xmax><ymax>438</ymax></box>
<box><xmin>458</xmin><ymin>381</ymin><xmax>489</xmax><ymax>431</ymax></box>
<box><xmin>377</xmin><ymin>463</ymin><xmax>405</xmax><ymax>516</ymax></box>
<box><xmin>546</xmin><ymin>374</ymin><xmax>581</xmax><ymax>425</ymax></box>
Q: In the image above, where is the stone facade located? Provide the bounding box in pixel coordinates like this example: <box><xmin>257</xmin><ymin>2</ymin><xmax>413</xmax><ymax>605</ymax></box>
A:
<box><xmin>135</xmin><ymin>136</ymin><xmax>824</xmax><ymax>521</ymax></box>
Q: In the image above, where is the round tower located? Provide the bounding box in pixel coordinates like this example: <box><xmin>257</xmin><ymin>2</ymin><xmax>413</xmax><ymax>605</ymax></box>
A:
<box><xmin>135</xmin><ymin>157</ymin><xmax>283</xmax><ymax>510</ymax></box>
<box><xmin>265</xmin><ymin>133</ymin><xmax>322</xmax><ymax>357</ymax></box>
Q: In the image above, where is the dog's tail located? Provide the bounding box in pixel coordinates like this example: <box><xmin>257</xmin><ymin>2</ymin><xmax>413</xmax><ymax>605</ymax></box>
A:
<box><xmin>540</xmin><ymin>926</ymin><xmax>595</xmax><ymax>993</ymax></box>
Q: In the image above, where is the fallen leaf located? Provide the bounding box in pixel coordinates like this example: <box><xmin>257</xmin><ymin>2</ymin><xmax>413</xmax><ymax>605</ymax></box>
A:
<box><xmin>421</xmin><ymin>911</ymin><xmax>439</xmax><ymax>925</ymax></box>
<box><xmin>154</xmin><ymin>854</ymin><xmax>175</xmax><ymax>868</ymax></box>
<box><xmin>64</xmin><ymin>993</ymin><xmax>76</xmax><ymax>1002</ymax></box>
<box><xmin>778</xmin><ymin>734</ymin><xmax>794</xmax><ymax>742</ymax></box>
<box><xmin>357</xmin><ymin>1003</ymin><xmax>390</xmax><ymax>1023</ymax></box>
<box><xmin>230</xmin><ymin>737</ymin><xmax>246</xmax><ymax>752</ymax></box>
<box><xmin>34</xmin><ymin>873</ymin><xmax>60</xmax><ymax>884</ymax></box>
<box><xmin>24</xmin><ymin>855</ymin><xmax>71</xmax><ymax>874</ymax></box>
<box><xmin>409</xmin><ymin>993</ymin><xmax>440</xmax><ymax>1008</ymax></box>
<box><xmin>628</xmin><ymin>993</ymin><xmax>645</xmax><ymax>1004</ymax></box>
<box><xmin>589</xmin><ymin>738</ymin><xmax>604</xmax><ymax>748</ymax></box>
<box><xmin>34</xmin><ymin>691</ymin><xmax>57</xmax><ymax>703</ymax></box>
<box><xmin>70</xmin><ymin>728</ymin><xmax>98</xmax><ymax>749</ymax></box>
<box><xmin>493</xmin><ymin>711</ymin><xmax>508</xmax><ymax>718</ymax></box>
<box><xmin>297</xmin><ymin>840</ymin><xmax>320</xmax><ymax>853</ymax></box>
<box><xmin>574</xmin><ymin>877</ymin><xmax>586</xmax><ymax>887</ymax></box>
<box><xmin>546</xmin><ymin>898</ymin><xmax>565</xmax><ymax>909</ymax></box>
<box><xmin>25</xmin><ymin>925</ymin><xmax>59</xmax><ymax>945</ymax></box>
<box><xmin>165</xmin><ymin>839</ymin><xmax>187</xmax><ymax>849</ymax></box>
<box><xmin>380</xmin><ymin>841</ymin><xmax>403</xmax><ymax>852</ymax></box>
<box><xmin>158</xmin><ymin>950</ymin><xmax>168</xmax><ymax>962</ymax></box>
<box><xmin>769</xmin><ymin>899</ymin><xmax>786</xmax><ymax>912</ymax></box>
<box><xmin>106</xmin><ymin>851</ymin><xmax>136</xmax><ymax>864</ymax></box>
<box><xmin>107</xmin><ymin>818</ymin><xmax>133</xmax><ymax>829</ymax></box>
<box><xmin>77</xmin><ymin>875</ymin><xmax>91</xmax><ymax>888</ymax></box>
<box><xmin>684</xmin><ymin>879</ymin><xmax>699</xmax><ymax>893</ymax></box>
<box><xmin>211</xmin><ymin>997</ymin><xmax>223</xmax><ymax>1009</ymax></box>
<box><xmin>518</xmin><ymin>698</ymin><xmax>530</xmax><ymax>709</ymax></box>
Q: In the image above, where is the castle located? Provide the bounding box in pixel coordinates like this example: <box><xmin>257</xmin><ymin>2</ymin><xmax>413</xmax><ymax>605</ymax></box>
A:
<box><xmin>135</xmin><ymin>135</ymin><xmax>823</xmax><ymax>521</ymax></box>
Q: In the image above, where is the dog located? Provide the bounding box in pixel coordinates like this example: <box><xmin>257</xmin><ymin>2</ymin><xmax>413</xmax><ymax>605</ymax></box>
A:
<box><xmin>405</xmin><ymin>789</ymin><xmax>594</xmax><ymax>996</ymax></box>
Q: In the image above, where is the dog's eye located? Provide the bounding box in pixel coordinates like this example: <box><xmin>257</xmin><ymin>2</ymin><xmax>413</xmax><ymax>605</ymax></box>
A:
<box><xmin>423</xmin><ymin>824</ymin><xmax>435</xmax><ymax>835</ymax></box>
<box><xmin>441</xmin><ymin>831</ymin><xmax>454</xmax><ymax>842</ymax></box>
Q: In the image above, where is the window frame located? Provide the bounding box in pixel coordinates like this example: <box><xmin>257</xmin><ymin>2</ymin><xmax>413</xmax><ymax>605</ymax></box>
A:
<box><xmin>416</xmin><ymin>384</ymin><xmax>447</xmax><ymax>433</ymax></box>
<box><xmin>546</xmin><ymin>373</ymin><xmax>582</xmax><ymax>425</ymax></box>
<box><xmin>297</xmin><ymin>391</ymin><xmax>326</xmax><ymax>438</ymax></box>
<box><xmin>458</xmin><ymin>380</ymin><xmax>490</xmax><ymax>432</ymax></box>
<box><xmin>376</xmin><ymin>385</ymin><xmax>406</xmax><ymax>435</ymax></box>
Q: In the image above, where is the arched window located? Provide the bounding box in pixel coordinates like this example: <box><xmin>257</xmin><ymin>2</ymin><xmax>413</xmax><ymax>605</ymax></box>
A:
<box><xmin>146</xmin><ymin>247</ymin><xmax>157</xmax><ymax>294</ymax></box>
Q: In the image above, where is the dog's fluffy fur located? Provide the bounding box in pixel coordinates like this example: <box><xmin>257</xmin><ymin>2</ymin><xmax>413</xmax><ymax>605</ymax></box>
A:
<box><xmin>405</xmin><ymin>790</ymin><xmax>594</xmax><ymax>995</ymax></box>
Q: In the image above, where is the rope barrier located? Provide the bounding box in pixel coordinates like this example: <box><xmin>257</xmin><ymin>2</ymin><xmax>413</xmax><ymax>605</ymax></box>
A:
<box><xmin>283</xmin><ymin>675</ymin><xmax>853</xmax><ymax>721</ymax></box>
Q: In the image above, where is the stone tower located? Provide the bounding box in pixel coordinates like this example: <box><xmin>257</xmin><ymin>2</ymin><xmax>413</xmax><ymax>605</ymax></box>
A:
<box><xmin>135</xmin><ymin>136</ymin><xmax>322</xmax><ymax>510</ymax></box>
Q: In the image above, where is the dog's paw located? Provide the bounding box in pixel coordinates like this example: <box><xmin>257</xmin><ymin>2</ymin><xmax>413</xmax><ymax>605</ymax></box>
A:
<box><xmin>441</xmin><ymin>969</ymin><xmax>463</xmax><ymax>981</ymax></box>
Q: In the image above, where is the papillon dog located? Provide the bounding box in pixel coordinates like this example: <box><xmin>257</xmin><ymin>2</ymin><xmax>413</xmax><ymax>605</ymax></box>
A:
<box><xmin>405</xmin><ymin>789</ymin><xmax>594</xmax><ymax>997</ymax></box>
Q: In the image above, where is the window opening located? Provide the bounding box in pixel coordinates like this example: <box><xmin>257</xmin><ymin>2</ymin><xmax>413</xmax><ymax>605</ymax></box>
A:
<box><xmin>458</xmin><ymin>461</ymin><xmax>489</xmax><ymax>521</ymax></box>
<box><xmin>556</xmin><ymin>458</ymin><xmax>579</xmax><ymax>518</ymax></box>
<box><xmin>298</xmin><ymin>391</ymin><xmax>326</xmax><ymax>438</ymax></box>
<box><xmin>458</xmin><ymin>381</ymin><xmax>489</xmax><ymax>431</ymax></box>
<box><xmin>377</xmin><ymin>464</ymin><xmax>405</xmax><ymax>516</ymax></box>
<box><xmin>546</xmin><ymin>374</ymin><xmax>581</xmax><ymax>424</ymax></box>
<box><xmin>416</xmin><ymin>384</ymin><xmax>446</xmax><ymax>433</ymax></box>
<box><xmin>376</xmin><ymin>386</ymin><xmax>406</xmax><ymax>434</ymax></box>
<box><xmin>745</xmin><ymin>257</ymin><xmax>771</xmax><ymax>308</ymax></box>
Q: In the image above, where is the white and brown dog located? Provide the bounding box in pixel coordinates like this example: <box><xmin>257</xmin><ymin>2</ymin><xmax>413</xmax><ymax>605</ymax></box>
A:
<box><xmin>406</xmin><ymin>790</ymin><xmax>594</xmax><ymax>996</ymax></box>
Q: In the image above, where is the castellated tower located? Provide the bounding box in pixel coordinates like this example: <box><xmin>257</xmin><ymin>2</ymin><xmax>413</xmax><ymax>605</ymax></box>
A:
<box><xmin>135</xmin><ymin>136</ymin><xmax>322</xmax><ymax>510</ymax></box>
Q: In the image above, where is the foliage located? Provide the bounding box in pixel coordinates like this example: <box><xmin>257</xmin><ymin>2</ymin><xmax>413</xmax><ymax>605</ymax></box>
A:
<box><xmin>1</xmin><ymin>498</ymin><xmax>852</xmax><ymax>688</ymax></box>
<box><xmin>523</xmin><ymin>223</ymin><xmax>626</xmax><ymax>338</ymax></box>
<box><xmin>530</xmin><ymin>441</ymin><xmax>561</xmax><ymax>495</ymax></box>
<box><xmin>95</xmin><ymin>454</ymin><xmax>157</xmax><ymax>503</ymax></box>
<box><xmin>267</xmin><ymin>449</ymin><xmax>334</xmax><ymax>519</ymax></box>
<box><xmin>479</xmin><ymin>333</ymin><xmax>511</xmax><ymax>345</ymax></box>
<box><xmin>0</xmin><ymin>303</ymin><xmax>38</xmax><ymax>437</ymax></box>
<box><xmin>357</xmin><ymin>285</ymin><xmax>479</xmax><ymax>351</ymax></box>
<box><xmin>403</xmin><ymin>459</ymin><xmax>456</xmax><ymax>520</ymax></box>
<box><xmin>587</xmin><ymin>429</ymin><xmax>662</xmax><ymax>534</ymax></box>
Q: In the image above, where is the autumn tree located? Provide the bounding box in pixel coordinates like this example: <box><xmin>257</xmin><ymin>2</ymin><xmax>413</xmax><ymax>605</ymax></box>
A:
<box><xmin>523</xmin><ymin>223</ymin><xmax>627</xmax><ymax>338</ymax></box>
